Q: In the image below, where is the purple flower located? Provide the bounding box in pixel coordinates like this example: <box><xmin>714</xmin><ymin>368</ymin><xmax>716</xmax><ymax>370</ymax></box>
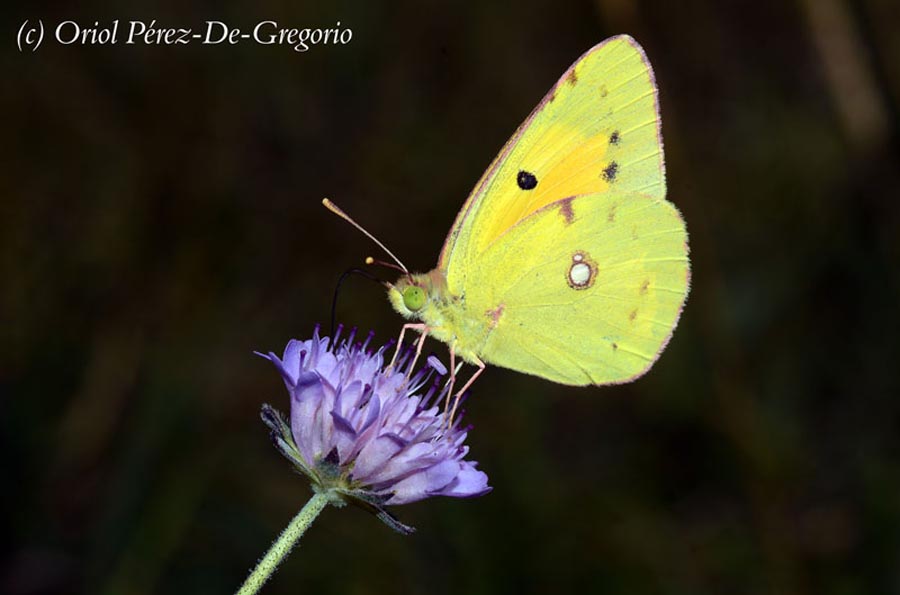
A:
<box><xmin>257</xmin><ymin>326</ymin><xmax>491</xmax><ymax>534</ymax></box>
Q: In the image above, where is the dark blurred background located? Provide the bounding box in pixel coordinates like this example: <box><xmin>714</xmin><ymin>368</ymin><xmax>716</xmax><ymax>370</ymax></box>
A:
<box><xmin>4</xmin><ymin>1</ymin><xmax>900</xmax><ymax>594</ymax></box>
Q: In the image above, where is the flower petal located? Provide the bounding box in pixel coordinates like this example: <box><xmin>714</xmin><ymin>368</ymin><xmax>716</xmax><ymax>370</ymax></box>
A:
<box><xmin>431</xmin><ymin>462</ymin><xmax>491</xmax><ymax>499</ymax></box>
<box><xmin>330</xmin><ymin>410</ymin><xmax>357</xmax><ymax>464</ymax></box>
<box><xmin>364</xmin><ymin>441</ymin><xmax>435</xmax><ymax>486</ymax></box>
<box><xmin>254</xmin><ymin>350</ymin><xmax>294</xmax><ymax>389</ymax></box>
<box><xmin>351</xmin><ymin>434</ymin><xmax>405</xmax><ymax>482</ymax></box>
<box><xmin>290</xmin><ymin>370</ymin><xmax>326</xmax><ymax>464</ymax></box>
<box><xmin>385</xmin><ymin>460</ymin><xmax>461</xmax><ymax>505</ymax></box>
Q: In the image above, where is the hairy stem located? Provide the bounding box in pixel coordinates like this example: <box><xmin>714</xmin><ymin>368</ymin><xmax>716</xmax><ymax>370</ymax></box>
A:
<box><xmin>235</xmin><ymin>491</ymin><xmax>330</xmax><ymax>595</ymax></box>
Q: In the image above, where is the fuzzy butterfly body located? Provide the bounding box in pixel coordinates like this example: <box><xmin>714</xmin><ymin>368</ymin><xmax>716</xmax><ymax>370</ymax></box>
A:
<box><xmin>388</xmin><ymin>35</ymin><xmax>689</xmax><ymax>387</ymax></box>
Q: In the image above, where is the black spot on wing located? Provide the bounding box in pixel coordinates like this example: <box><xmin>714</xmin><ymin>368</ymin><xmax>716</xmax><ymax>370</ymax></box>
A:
<box><xmin>517</xmin><ymin>170</ymin><xmax>538</xmax><ymax>190</ymax></box>
<box><xmin>602</xmin><ymin>162</ymin><xmax>619</xmax><ymax>182</ymax></box>
<box><xmin>609</xmin><ymin>131</ymin><xmax>620</xmax><ymax>145</ymax></box>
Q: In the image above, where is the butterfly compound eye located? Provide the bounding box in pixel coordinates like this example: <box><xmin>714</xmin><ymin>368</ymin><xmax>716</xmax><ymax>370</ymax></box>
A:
<box><xmin>402</xmin><ymin>285</ymin><xmax>427</xmax><ymax>311</ymax></box>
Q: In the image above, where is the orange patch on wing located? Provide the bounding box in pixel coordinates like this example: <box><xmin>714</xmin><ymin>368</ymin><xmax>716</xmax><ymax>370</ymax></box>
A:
<box><xmin>478</xmin><ymin>131</ymin><xmax>611</xmax><ymax>252</ymax></box>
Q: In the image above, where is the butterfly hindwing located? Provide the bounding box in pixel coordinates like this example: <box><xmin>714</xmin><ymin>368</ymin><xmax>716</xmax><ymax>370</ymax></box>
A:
<box><xmin>464</xmin><ymin>191</ymin><xmax>689</xmax><ymax>385</ymax></box>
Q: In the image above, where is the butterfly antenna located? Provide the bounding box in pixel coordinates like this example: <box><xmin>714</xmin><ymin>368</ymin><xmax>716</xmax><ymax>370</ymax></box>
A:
<box><xmin>322</xmin><ymin>199</ymin><xmax>410</xmax><ymax>275</ymax></box>
<box><xmin>330</xmin><ymin>267</ymin><xmax>384</xmax><ymax>338</ymax></box>
<box><xmin>365</xmin><ymin>256</ymin><xmax>414</xmax><ymax>284</ymax></box>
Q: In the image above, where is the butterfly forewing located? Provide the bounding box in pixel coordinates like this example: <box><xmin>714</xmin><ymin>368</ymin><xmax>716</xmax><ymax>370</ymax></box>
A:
<box><xmin>440</xmin><ymin>35</ymin><xmax>666</xmax><ymax>296</ymax></box>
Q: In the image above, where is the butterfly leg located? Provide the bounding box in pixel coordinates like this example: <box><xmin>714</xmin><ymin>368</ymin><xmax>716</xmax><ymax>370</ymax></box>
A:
<box><xmin>443</xmin><ymin>346</ymin><xmax>458</xmax><ymax>417</ymax></box>
<box><xmin>389</xmin><ymin>323</ymin><xmax>427</xmax><ymax>370</ymax></box>
<box><xmin>447</xmin><ymin>356</ymin><xmax>485</xmax><ymax>429</ymax></box>
<box><xmin>406</xmin><ymin>328</ymin><xmax>429</xmax><ymax>378</ymax></box>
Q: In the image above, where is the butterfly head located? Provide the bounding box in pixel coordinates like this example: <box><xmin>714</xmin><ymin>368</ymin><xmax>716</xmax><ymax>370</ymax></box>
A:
<box><xmin>387</xmin><ymin>270</ymin><xmax>447</xmax><ymax>321</ymax></box>
<box><xmin>388</xmin><ymin>275</ymin><xmax>425</xmax><ymax>319</ymax></box>
<box><xmin>401</xmin><ymin>283</ymin><xmax>427</xmax><ymax>312</ymax></box>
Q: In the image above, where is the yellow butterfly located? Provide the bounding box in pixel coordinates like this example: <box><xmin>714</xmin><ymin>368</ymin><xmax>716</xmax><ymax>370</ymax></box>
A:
<box><xmin>327</xmin><ymin>35</ymin><xmax>689</xmax><ymax>408</ymax></box>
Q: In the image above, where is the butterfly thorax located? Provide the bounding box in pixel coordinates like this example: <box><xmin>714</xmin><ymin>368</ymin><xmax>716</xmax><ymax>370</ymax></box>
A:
<box><xmin>388</xmin><ymin>269</ymin><xmax>490</xmax><ymax>365</ymax></box>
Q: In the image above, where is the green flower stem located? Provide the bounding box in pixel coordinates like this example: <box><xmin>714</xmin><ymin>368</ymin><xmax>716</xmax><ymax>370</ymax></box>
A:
<box><xmin>236</xmin><ymin>491</ymin><xmax>331</xmax><ymax>595</ymax></box>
